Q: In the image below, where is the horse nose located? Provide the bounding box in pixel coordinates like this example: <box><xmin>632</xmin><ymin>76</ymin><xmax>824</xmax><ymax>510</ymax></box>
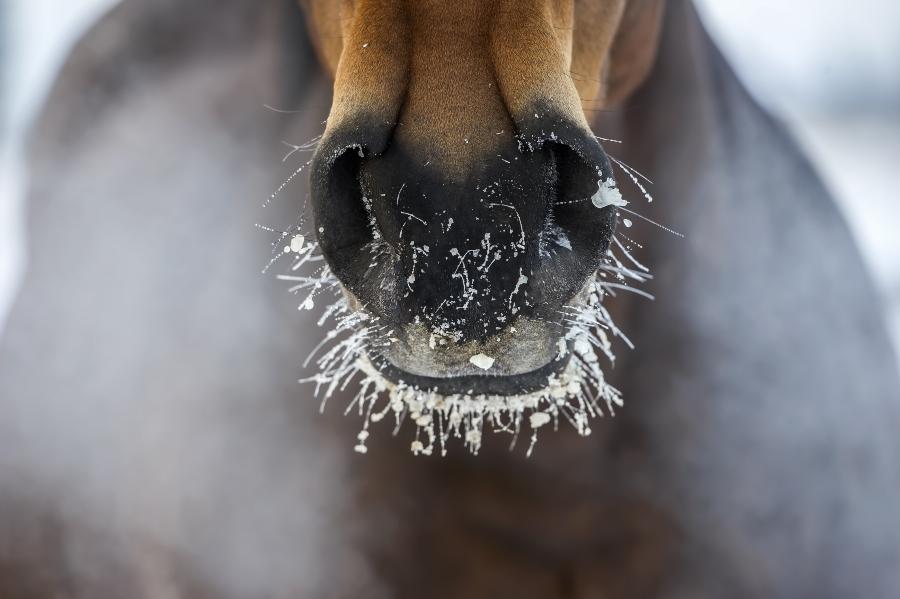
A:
<box><xmin>310</xmin><ymin>113</ymin><xmax>619</xmax><ymax>342</ymax></box>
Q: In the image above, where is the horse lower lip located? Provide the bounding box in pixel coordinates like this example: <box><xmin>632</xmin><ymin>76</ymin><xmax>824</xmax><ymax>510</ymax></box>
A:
<box><xmin>366</xmin><ymin>347</ymin><xmax>573</xmax><ymax>396</ymax></box>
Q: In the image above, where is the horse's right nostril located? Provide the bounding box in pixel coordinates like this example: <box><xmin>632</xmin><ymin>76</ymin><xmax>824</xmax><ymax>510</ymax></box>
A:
<box><xmin>310</xmin><ymin>139</ymin><xmax>402</xmax><ymax>319</ymax></box>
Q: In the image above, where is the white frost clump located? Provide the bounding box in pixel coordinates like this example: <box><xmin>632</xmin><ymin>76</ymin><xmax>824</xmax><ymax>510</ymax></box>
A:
<box><xmin>283</xmin><ymin>234</ymin><xmax>307</xmax><ymax>254</ymax></box>
<box><xmin>591</xmin><ymin>178</ymin><xmax>627</xmax><ymax>209</ymax></box>
<box><xmin>469</xmin><ymin>353</ymin><xmax>495</xmax><ymax>370</ymax></box>
<box><xmin>529</xmin><ymin>412</ymin><xmax>551</xmax><ymax>428</ymax></box>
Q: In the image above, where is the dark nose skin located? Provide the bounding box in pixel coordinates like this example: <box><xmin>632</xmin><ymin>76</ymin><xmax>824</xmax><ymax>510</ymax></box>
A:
<box><xmin>311</xmin><ymin>112</ymin><xmax>617</xmax><ymax>342</ymax></box>
<box><xmin>359</xmin><ymin>132</ymin><xmax>550</xmax><ymax>340</ymax></box>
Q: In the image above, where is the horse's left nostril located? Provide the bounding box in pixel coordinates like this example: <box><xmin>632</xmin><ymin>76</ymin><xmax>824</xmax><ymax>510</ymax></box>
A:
<box><xmin>528</xmin><ymin>139</ymin><xmax>618</xmax><ymax>313</ymax></box>
<box><xmin>310</xmin><ymin>138</ymin><xmax>401</xmax><ymax>320</ymax></box>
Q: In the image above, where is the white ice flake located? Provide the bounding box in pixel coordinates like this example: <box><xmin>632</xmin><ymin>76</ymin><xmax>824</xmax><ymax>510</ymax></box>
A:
<box><xmin>591</xmin><ymin>178</ymin><xmax>627</xmax><ymax>209</ymax></box>
<box><xmin>469</xmin><ymin>353</ymin><xmax>495</xmax><ymax>370</ymax></box>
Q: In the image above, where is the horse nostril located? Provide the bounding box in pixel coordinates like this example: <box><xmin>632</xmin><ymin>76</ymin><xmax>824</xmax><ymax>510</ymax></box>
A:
<box><xmin>310</xmin><ymin>141</ymin><xmax>400</xmax><ymax>318</ymax></box>
<box><xmin>549</xmin><ymin>142</ymin><xmax>616</xmax><ymax>258</ymax></box>
<box><xmin>524</xmin><ymin>137</ymin><xmax>618</xmax><ymax>315</ymax></box>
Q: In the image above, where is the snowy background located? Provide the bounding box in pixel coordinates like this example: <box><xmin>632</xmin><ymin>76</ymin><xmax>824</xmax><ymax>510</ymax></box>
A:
<box><xmin>2</xmin><ymin>0</ymin><xmax>899</xmax><ymax>360</ymax></box>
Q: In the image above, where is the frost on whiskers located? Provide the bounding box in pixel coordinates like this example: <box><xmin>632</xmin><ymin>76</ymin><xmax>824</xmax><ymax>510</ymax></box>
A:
<box><xmin>277</xmin><ymin>237</ymin><xmax>650</xmax><ymax>458</ymax></box>
<box><xmin>263</xmin><ymin>131</ymin><xmax>658</xmax><ymax>457</ymax></box>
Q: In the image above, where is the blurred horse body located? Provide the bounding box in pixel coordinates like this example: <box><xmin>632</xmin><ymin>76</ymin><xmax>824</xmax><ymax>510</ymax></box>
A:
<box><xmin>1</xmin><ymin>1</ymin><xmax>899</xmax><ymax>597</ymax></box>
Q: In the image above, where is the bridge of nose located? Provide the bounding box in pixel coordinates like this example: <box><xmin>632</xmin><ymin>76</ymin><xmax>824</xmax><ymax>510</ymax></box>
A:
<box><xmin>323</xmin><ymin>0</ymin><xmax>588</xmax><ymax>161</ymax></box>
<box><xmin>389</xmin><ymin>0</ymin><xmax>514</xmax><ymax>177</ymax></box>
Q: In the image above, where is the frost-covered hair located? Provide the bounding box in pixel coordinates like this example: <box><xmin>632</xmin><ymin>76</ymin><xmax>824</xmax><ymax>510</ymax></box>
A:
<box><xmin>262</xmin><ymin>138</ymin><xmax>660</xmax><ymax>457</ymax></box>
<box><xmin>270</xmin><ymin>235</ymin><xmax>649</xmax><ymax>457</ymax></box>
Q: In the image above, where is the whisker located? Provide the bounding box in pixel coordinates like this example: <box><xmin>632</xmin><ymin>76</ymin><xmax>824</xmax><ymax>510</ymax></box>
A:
<box><xmin>609</xmin><ymin>155</ymin><xmax>654</xmax><ymax>184</ymax></box>
<box><xmin>265</xmin><ymin>159</ymin><xmax>312</xmax><ymax>208</ymax></box>
<box><xmin>618</xmin><ymin>206</ymin><xmax>684</xmax><ymax>238</ymax></box>
<box><xmin>263</xmin><ymin>104</ymin><xmax>306</xmax><ymax>114</ymax></box>
<box><xmin>610</xmin><ymin>156</ymin><xmax>654</xmax><ymax>203</ymax></box>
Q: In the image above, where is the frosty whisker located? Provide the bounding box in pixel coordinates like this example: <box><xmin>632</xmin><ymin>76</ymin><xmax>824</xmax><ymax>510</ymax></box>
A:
<box><xmin>618</xmin><ymin>206</ymin><xmax>684</xmax><ymax>238</ymax></box>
